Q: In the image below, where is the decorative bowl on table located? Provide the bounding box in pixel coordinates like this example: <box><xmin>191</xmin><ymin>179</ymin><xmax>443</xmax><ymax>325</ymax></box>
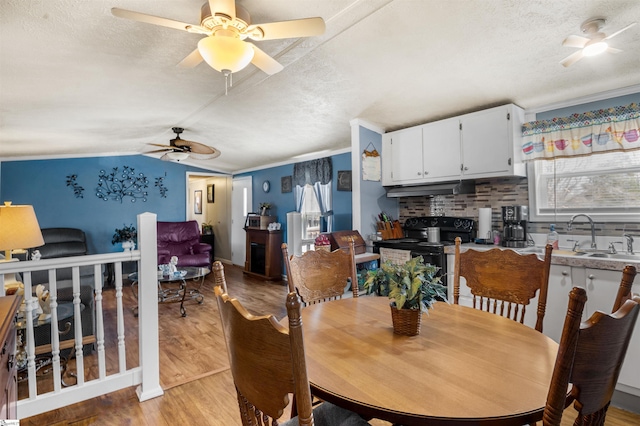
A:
<box><xmin>173</xmin><ymin>270</ymin><xmax>187</xmax><ymax>278</ymax></box>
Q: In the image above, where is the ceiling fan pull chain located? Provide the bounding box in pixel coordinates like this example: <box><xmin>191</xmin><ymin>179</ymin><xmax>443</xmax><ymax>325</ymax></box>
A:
<box><xmin>225</xmin><ymin>72</ymin><xmax>229</xmax><ymax>96</ymax></box>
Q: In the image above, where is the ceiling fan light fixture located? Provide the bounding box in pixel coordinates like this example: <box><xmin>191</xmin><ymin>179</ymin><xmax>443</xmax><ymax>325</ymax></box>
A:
<box><xmin>166</xmin><ymin>151</ymin><xmax>190</xmax><ymax>161</ymax></box>
<box><xmin>582</xmin><ymin>40</ymin><xmax>609</xmax><ymax>56</ymax></box>
<box><xmin>197</xmin><ymin>33</ymin><xmax>254</xmax><ymax>73</ymax></box>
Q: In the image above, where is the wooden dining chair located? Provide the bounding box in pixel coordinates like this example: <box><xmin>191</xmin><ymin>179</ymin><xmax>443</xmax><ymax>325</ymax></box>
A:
<box><xmin>613</xmin><ymin>264</ymin><xmax>637</xmax><ymax>312</ymax></box>
<box><xmin>453</xmin><ymin>237</ymin><xmax>553</xmax><ymax>332</ymax></box>
<box><xmin>543</xmin><ymin>267</ymin><xmax>640</xmax><ymax>426</ymax></box>
<box><xmin>282</xmin><ymin>239</ymin><xmax>359</xmax><ymax>305</ymax></box>
<box><xmin>213</xmin><ymin>262</ymin><xmax>370</xmax><ymax>426</ymax></box>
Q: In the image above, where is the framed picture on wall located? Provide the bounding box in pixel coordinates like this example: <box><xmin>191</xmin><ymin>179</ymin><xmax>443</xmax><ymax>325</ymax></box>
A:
<box><xmin>207</xmin><ymin>184</ymin><xmax>215</xmax><ymax>203</ymax></box>
<box><xmin>337</xmin><ymin>170</ymin><xmax>352</xmax><ymax>191</ymax></box>
<box><xmin>194</xmin><ymin>190</ymin><xmax>202</xmax><ymax>214</ymax></box>
<box><xmin>281</xmin><ymin>176</ymin><xmax>292</xmax><ymax>193</ymax></box>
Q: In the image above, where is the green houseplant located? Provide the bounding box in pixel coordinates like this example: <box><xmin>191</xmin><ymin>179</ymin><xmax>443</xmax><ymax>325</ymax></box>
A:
<box><xmin>364</xmin><ymin>256</ymin><xmax>447</xmax><ymax>335</ymax></box>
<box><xmin>112</xmin><ymin>224</ymin><xmax>137</xmax><ymax>251</ymax></box>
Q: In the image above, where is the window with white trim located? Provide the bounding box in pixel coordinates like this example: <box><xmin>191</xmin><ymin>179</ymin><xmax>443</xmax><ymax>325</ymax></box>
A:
<box><xmin>528</xmin><ymin>150</ymin><xmax>640</xmax><ymax>222</ymax></box>
<box><xmin>301</xmin><ymin>184</ymin><xmax>321</xmax><ymax>242</ymax></box>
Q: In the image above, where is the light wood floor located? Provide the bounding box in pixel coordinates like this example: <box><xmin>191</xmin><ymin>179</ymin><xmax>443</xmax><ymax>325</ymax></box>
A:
<box><xmin>22</xmin><ymin>264</ymin><xmax>640</xmax><ymax>426</ymax></box>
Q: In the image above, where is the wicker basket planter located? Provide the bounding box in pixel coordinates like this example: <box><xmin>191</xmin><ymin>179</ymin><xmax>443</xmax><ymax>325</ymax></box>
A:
<box><xmin>314</xmin><ymin>244</ymin><xmax>331</xmax><ymax>252</ymax></box>
<box><xmin>390</xmin><ymin>305</ymin><xmax>422</xmax><ymax>336</ymax></box>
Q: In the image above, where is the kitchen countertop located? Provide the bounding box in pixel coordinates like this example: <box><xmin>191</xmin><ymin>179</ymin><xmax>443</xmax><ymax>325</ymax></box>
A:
<box><xmin>444</xmin><ymin>243</ymin><xmax>640</xmax><ymax>272</ymax></box>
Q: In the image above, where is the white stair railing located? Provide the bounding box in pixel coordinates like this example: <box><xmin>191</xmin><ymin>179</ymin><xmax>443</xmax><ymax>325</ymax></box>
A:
<box><xmin>0</xmin><ymin>212</ymin><xmax>163</xmax><ymax>419</ymax></box>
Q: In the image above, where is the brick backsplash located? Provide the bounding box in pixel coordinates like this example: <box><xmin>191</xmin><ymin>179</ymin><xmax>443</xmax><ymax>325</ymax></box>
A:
<box><xmin>398</xmin><ymin>177</ymin><xmax>638</xmax><ymax>237</ymax></box>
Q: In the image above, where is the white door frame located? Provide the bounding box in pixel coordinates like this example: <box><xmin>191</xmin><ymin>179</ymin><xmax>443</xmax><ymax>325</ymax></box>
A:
<box><xmin>231</xmin><ymin>176</ymin><xmax>252</xmax><ymax>267</ymax></box>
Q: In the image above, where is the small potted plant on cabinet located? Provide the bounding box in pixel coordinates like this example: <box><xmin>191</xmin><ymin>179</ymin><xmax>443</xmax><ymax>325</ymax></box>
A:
<box><xmin>259</xmin><ymin>202</ymin><xmax>271</xmax><ymax>216</ymax></box>
<box><xmin>364</xmin><ymin>256</ymin><xmax>447</xmax><ymax>336</ymax></box>
<box><xmin>201</xmin><ymin>221</ymin><xmax>213</xmax><ymax>235</ymax></box>
<box><xmin>112</xmin><ymin>224</ymin><xmax>137</xmax><ymax>251</ymax></box>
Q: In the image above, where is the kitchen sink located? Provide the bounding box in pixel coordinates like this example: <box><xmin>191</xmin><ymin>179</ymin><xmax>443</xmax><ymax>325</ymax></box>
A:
<box><xmin>586</xmin><ymin>252</ymin><xmax>640</xmax><ymax>261</ymax></box>
<box><xmin>518</xmin><ymin>247</ymin><xmax>585</xmax><ymax>256</ymax></box>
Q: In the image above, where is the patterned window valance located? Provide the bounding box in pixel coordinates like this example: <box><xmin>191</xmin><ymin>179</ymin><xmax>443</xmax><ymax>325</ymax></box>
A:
<box><xmin>521</xmin><ymin>103</ymin><xmax>640</xmax><ymax>160</ymax></box>
<box><xmin>293</xmin><ymin>157</ymin><xmax>333</xmax><ymax>186</ymax></box>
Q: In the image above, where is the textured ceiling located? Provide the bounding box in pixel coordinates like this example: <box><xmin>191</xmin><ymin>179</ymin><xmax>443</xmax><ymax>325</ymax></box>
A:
<box><xmin>1</xmin><ymin>0</ymin><xmax>640</xmax><ymax>173</ymax></box>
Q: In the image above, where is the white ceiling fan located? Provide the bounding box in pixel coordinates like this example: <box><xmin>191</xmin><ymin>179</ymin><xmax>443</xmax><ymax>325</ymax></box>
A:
<box><xmin>560</xmin><ymin>18</ymin><xmax>637</xmax><ymax>67</ymax></box>
<box><xmin>147</xmin><ymin>127</ymin><xmax>221</xmax><ymax>162</ymax></box>
<box><xmin>112</xmin><ymin>0</ymin><xmax>325</xmax><ymax>90</ymax></box>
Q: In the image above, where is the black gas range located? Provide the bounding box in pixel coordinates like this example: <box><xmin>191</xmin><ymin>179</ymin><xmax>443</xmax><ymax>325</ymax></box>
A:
<box><xmin>372</xmin><ymin>216</ymin><xmax>476</xmax><ymax>282</ymax></box>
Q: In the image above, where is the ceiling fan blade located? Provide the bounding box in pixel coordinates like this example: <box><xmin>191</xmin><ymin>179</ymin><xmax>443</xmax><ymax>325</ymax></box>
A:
<box><xmin>173</xmin><ymin>140</ymin><xmax>217</xmax><ymax>155</ymax></box>
<box><xmin>246</xmin><ymin>17</ymin><xmax>326</xmax><ymax>41</ymax></box>
<box><xmin>248</xmin><ymin>43</ymin><xmax>284</xmax><ymax>75</ymax></box>
<box><xmin>178</xmin><ymin>48</ymin><xmax>204</xmax><ymax>68</ymax></box>
<box><xmin>148</xmin><ymin>143</ymin><xmax>175</xmax><ymax>148</ymax></box>
<box><xmin>604</xmin><ymin>22</ymin><xmax>637</xmax><ymax>40</ymax></box>
<box><xmin>560</xmin><ymin>50</ymin><xmax>584</xmax><ymax>67</ymax></box>
<box><xmin>562</xmin><ymin>34</ymin><xmax>590</xmax><ymax>48</ymax></box>
<box><xmin>146</xmin><ymin>148</ymin><xmax>173</xmax><ymax>154</ymax></box>
<box><xmin>111</xmin><ymin>8</ymin><xmax>194</xmax><ymax>32</ymax></box>
<box><xmin>607</xmin><ymin>46</ymin><xmax>622</xmax><ymax>54</ymax></box>
<box><xmin>209</xmin><ymin>0</ymin><xmax>236</xmax><ymax>20</ymax></box>
<box><xmin>190</xmin><ymin>149</ymin><xmax>221</xmax><ymax>160</ymax></box>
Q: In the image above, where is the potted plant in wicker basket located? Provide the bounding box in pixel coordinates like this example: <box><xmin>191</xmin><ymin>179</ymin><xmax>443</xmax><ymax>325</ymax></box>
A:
<box><xmin>364</xmin><ymin>256</ymin><xmax>447</xmax><ymax>336</ymax></box>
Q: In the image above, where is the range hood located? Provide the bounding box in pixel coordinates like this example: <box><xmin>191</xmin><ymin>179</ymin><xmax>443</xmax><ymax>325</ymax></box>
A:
<box><xmin>385</xmin><ymin>180</ymin><xmax>476</xmax><ymax>198</ymax></box>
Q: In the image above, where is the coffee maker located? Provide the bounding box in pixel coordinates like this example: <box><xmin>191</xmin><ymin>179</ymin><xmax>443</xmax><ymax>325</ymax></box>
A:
<box><xmin>502</xmin><ymin>205</ymin><xmax>528</xmax><ymax>248</ymax></box>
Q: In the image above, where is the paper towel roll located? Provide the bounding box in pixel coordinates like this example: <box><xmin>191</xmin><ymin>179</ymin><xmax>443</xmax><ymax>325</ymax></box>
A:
<box><xmin>478</xmin><ymin>208</ymin><xmax>492</xmax><ymax>241</ymax></box>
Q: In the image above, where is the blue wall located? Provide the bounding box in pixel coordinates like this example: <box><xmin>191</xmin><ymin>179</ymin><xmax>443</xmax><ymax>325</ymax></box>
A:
<box><xmin>236</xmin><ymin>151</ymin><xmax>353</xmax><ymax>243</ymax></box>
<box><xmin>0</xmin><ymin>155</ymin><xmax>216</xmax><ymax>254</ymax></box>
<box><xmin>359</xmin><ymin>126</ymin><xmax>397</xmax><ymax>236</ymax></box>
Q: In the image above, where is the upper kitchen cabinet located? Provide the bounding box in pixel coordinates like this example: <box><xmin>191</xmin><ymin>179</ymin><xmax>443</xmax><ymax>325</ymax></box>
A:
<box><xmin>422</xmin><ymin>117</ymin><xmax>461</xmax><ymax>181</ymax></box>
<box><xmin>382</xmin><ymin>104</ymin><xmax>526</xmax><ymax>186</ymax></box>
<box><xmin>382</xmin><ymin>126</ymin><xmax>423</xmax><ymax>184</ymax></box>
<box><xmin>459</xmin><ymin>104</ymin><xmax>526</xmax><ymax>179</ymax></box>
<box><xmin>382</xmin><ymin>117</ymin><xmax>460</xmax><ymax>186</ymax></box>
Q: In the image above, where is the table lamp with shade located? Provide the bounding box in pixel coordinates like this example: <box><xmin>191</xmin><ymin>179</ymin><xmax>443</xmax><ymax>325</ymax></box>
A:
<box><xmin>0</xmin><ymin>201</ymin><xmax>44</xmax><ymax>260</ymax></box>
<box><xmin>0</xmin><ymin>201</ymin><xmax>44</xmax><ymax>294</ymax></box>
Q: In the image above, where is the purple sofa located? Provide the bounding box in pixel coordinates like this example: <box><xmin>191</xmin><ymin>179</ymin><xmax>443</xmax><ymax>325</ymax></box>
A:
<box><xmin>157</xmin><ymin>221</ymin><xmax>212</xmax><ymax>268</ymax></box>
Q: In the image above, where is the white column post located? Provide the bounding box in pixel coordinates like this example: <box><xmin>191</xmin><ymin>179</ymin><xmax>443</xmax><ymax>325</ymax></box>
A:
<box><xmin>135</xmin><ymin>212</ymin><xmax>164</xmax><ymax>401</ymax></box>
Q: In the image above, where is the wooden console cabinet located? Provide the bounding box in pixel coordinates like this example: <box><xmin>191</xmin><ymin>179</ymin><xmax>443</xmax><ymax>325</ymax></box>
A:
<box><xmin>0</xmin><ymin>295</ymin><xmax>20</xmax><ymax>421</ymax></box>
<box><xmin>244</xmin><ymin>229</ymin><xmax>283</xmax><ymax>281</ymax></box>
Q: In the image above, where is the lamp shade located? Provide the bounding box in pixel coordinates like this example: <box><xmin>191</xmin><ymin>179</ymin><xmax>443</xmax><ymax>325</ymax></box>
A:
<box><xmin>198</xmin><ymin>34</ymin><xmax>255</xmax><ymax>73</ymax></box>
<box><xmin>0</xmin><ymin>202</ymin><xmax>44</xmax><ymax>256</ymax></box>
<box><xmin>166</xmin><ymin>151</ymin><xmax>190</xmax><ymax>161</ymax></box>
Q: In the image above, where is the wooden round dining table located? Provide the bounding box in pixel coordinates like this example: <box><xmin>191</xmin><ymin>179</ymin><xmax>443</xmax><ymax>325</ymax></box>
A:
<box><xmin>300</xmin><ymin>296</ymin><xmax>560</xmax><ymax>425</ymax></box>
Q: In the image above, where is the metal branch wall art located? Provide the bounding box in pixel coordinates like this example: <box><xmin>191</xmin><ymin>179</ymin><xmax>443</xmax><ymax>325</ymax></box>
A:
<box><xmin>155</xmin><ymin>177</ymin><xmax>168</xmax><ymax>198</ymax></box>
<box><xmin>96</xmin><ymin>166</ymin><xmax>149</xmax><ymax>203</ymax></box>
<box><xmin>66</xmin><ymin>175</ymin><xmax>85</xmax><ymax>198</ymax></box>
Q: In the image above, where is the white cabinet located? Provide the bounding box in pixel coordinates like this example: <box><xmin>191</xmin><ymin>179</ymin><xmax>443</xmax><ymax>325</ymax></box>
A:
<box><xmin>382</xmin><ymin>104</ymin><xmax>525</xmax><ymax>187</ymax></box>
<box><xmin>460</xmin><ymin>104</ymin><xmax>525</xmax><ymax>179</ymax></box>
<box><xmin>544</xmin><ymin>265</ymin><xmax>575</xmax><ymax>343</ymax></box>
<box><xmin>422</xmin><ymin>117</ymin><xmax>461</xmax><ymax>181</ymax></box>
<box><xmin>383</xmin><ymin>126</ymin><xmax>423</xmax><ymax>185</ymax></box>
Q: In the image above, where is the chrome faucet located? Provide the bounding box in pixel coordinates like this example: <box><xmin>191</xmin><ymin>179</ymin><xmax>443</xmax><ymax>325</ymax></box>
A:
<box><xmin>567</xmin><ymin>214</ymin><xmax>597</xmax><ymax>249</ymax></box>
<box><xmin>623</xmin><ymin>233</ymin><xmax>638</xmax><ymax>254</ymax></box>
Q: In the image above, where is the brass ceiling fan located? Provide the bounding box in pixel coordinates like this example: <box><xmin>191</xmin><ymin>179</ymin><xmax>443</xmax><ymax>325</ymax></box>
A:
<box><xmin>147</xmin><ymin>127</ymin><xmax>221</xmax><ymax>162</ymax></box>
<box><xmin>560</xmin><ymin>18</ymin><xmax>637</xmax><ymax>67</ymax></box>
<box><xmin>112</xmin><ymin>0</ymin><xmax>325</xmax><ymax>91</ymax></box>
